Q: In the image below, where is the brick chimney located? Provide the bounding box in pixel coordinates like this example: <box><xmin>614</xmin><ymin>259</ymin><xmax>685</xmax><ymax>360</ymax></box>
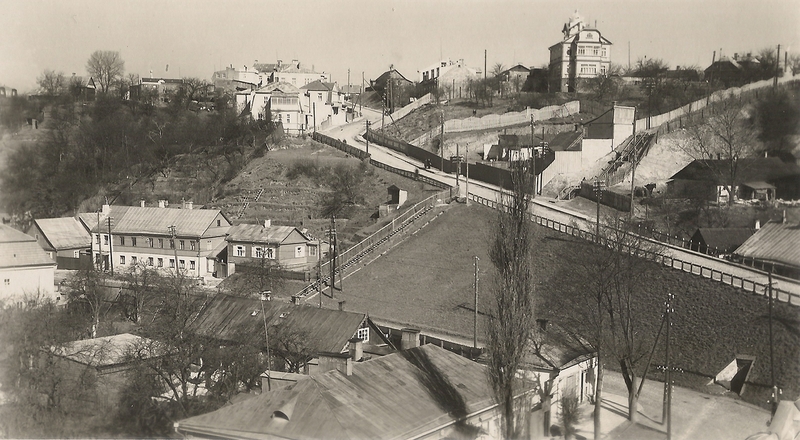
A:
<box><xmin>400</xmin><ymin>328</ymin><xmax>420</xmax><ymax>350</ymax></box>
<box><xmin>349</xmin><ymin>337</ymin><xmax>363</xmax><ymax>361</ymax></box>
<box><xmin>318</xmin><ymin>352</ymin><xmax>353</xmax><ymax>376</ymax></box>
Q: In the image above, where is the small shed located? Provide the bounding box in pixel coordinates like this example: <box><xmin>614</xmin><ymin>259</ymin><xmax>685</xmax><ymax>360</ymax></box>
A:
<box><xmin>690</xmin><ymin>228</ymin><xmax>755</xmax><ymax>255</ymax></box>
<box><xmin>387</xmin><ymin>185</ymin><xmax>407</xmax><ymax>207</ymax></box>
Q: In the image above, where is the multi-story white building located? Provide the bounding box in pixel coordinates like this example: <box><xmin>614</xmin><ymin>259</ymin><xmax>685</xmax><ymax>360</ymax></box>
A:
<box><xmin>0</xmin><ymin>224</ymin><xmax>57</xmax><ymax>307</ymax></box>
<box><xmin>273</xmin><ymin>61</ymin><xmax>330</xmax><ymax>87</ymax></box>
<box><xmin>300</xmin><ymin>80</ymin><xmax>346</xmax><ymax>130</ymax></box>
<box><xmin>90</xmin><ymin>201</ymin><xmax>231</xmax><ymax>281</ymax></box>
<box><xmin>549</xmin><ymin>10</ymin><xmax>612</xmax><ymax>93</ymax></box>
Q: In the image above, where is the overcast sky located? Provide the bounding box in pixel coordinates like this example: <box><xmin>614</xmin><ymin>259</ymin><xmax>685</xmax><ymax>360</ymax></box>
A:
<box><xmin>2</xmin><ymin>0</ymin><xmax>798</xmax><ymax>92</ymax></box>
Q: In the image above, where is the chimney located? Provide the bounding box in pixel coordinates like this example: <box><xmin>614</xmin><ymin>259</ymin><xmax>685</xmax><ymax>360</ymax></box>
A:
<box><xmin>290</xmin><ymin>295</ymin><xmax>299</xmax><ymax>305</ymax></box>
<box><xmin>317</xmin><ymin>352</ymin><xmax>353</xmax><ymax>376</ymax></box>
<box><xmin>783</xmin><ymin>210</ymin><xmax>787</xmax><ymax>224</ymax></box>
<box><xmin>400</xmin><ymin>328</ymin><xmax>420</xmax><ymax>350</ymax></box>
<box><xmin>717</xmin><ymin>153</ymin><xmax>721</xmax><ymax>160</ymax></box>
<box><xmin>101</xmin><ymin>204</ymin><xmax>110</xmax><ymax>216</ymax></box>
<box><xmin>338</xmin><ymin>300</ymin><xmax>346</xmax><ymax>311</ymax></box>
<box><xmin>536</xmin><ymin>318</ymin><xmax>549</xmax><ymax>331</ymax></box>
<box><xmin>186</xmin><ymin>201</ymin><xmax>193</xmax><ymax>210</ymax></box>
<box><xmin>263</xmin><ymin>219</ymin><xmax>271</xmax><ymax>228</ymax></box>
<box><xmin>140</xmin><ymin>200</ymin><xmax>146</xmax><ymax>208</ymax></box>
<box><xmin>755</xmin><ymin>219</ymin><xmax>761</xmax><ymax>230</ymax></box>
<box><xmin>158</xmin><ymin>200</ymin><xmax>166</xmax><ymax>208</ymax></box>
<box><xmin>349</xmin><ymin>337</ymin><xmax>363</xmax><ymax>361</ymax></box>
<box><xmin>734</xmin><ymin>53</ymin><xmax>739</xmax><ymax>61</ymax></box>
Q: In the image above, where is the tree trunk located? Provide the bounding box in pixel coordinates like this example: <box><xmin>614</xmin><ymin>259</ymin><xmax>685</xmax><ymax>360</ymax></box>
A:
<box><xmin>628</xmin><ymin>388</ymin><xmax>640</xmax><ymax>422</ymax></box>
<box><xmin>594</xmin><ymin>357</ymin><xmax>603</xmax><ymax>440</ymax></box>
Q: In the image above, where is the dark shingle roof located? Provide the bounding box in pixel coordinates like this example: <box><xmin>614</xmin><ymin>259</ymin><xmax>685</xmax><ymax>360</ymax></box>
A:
<box><xmin>734</xmin><ymin>222</ymin><xmax>800</xmax><ymax>268</ymax></box>
<box><xmin>177</xmin><ymin>344</ymin><xmax>520</xmax><ymax>439</ymax></box>
<box><xmin>668</xmin><ymin>158</ymin><xmax>800</xmax><ymax>184</ymax></box>
<box><xmin>693</xmin><ymin>228</ymin><xmax>754</xmax><ymax>252</ymax></box>
<box><xmin>547</xmin><ymin>131</ymin><xmax>583</xmax><ymax>151</ymax></box>
<box><xmin>189</xmin><ymin>294</ymin><xmax>367</xmax><ymax>353</ymax></box>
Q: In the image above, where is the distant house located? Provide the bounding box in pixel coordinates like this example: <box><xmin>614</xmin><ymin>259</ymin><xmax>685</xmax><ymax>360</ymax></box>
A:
<box><xmin>226</xmin><ymin>221</ymin><xmax>320</xmax><ymax>273</ymax></box>
<box><xmin>667</xmin><ymin>158</ymin><xmax>800</xmax><ymax>203</ymax></box>
<box><xmin>499</xmin><ymin>64</ymin><xmax>531</xmax><ymax>94</ymax></box>
<box><xmin>176</xmin><ymin>343</ymin><xmax>538</xmax><ymax>440</ymax></box>
<box><xmin>27</xmin><ymin>217</ymin><xmax>92</xmax><ymax>270</ymax></box>
<box><xmin>300</xmin><ymin>80</ymin><xmax>346</xmax><ymax>130</ymax></box>
<box><xmin>704</xmin><ymin>54</ymin><xmax>761</xmax><ymax>87</ymax></box>
<box><xmin>0</xmin><ymin>224</ymin><xmax>58</xmax><ymax>307</ymax></box>
<box><xmin>370</xmin><ymin>68</ymin><xmax>413</xmax><ymax>112</ymax></box>
<box><xmin>690</xmin><ymin>228</ymin><xmax>755</xmax><ymax>255</ymax></box>
<box><xmin>273</xmin><ymin>60</ymin><xmax>331</xmax><ymax>88</ymax></box>
<box><xmin>129</xmin><ymin>77</ymin><xmax>185</xmax><ymax>104</ymax></box>
<box><xmin>387</xmin><ymin>185</ymin><xmax>408</xmax><ymax>206</ymax></box>
<box><xmin>68</xmin><ymin>75</ymin><xmax>96</xmax><ymax>101</ymax></box>
<box><xmin>236</xmin><ymin>82</ymin><xmax>305</xmax><ymax>134</ymax></box>
<box><xmin>733</xmin><ymin>220</ymin><xmax>800</xmax><ymax>279</ymax></box>
<box><xmin>89</xmin><ymin>202</ymin><xmax>232</xmax><ymax>280</ymax></box>
<box><xmin>188</xmin><ymin>294</ymin><xmax>394</xmax><ymax>373</ymax></box>
<box><xmin>549</xmin><ymin>10</ymin><xmax>612</xmax><ymax>93</ymax></box>
<box><xmin>44</xmin><ymin>333</ymin><xmax>164</xmax><ymax>408</ymax></box>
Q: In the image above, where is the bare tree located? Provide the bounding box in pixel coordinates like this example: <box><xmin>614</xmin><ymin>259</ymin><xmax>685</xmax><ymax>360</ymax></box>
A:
<box><xmin>65</xmin><ymin>268</ymin><xmax>111</xmax><ymax>338</ymax></box>
<box><xmin>680</xmin><ymin>97</ymin><xmax>758</xmax><ymax>205</ymax></box>
<box><xmin>486</xmin><ymin>165</ymin><xmax>536</xmax><ymax>439</ymax></box>
<box><xmin>37</xmin><ymin>69</ymin><xmax>67</xmax><ymax>96</ymax></box>
<box><xmin>86</xmin><ymin>50</ymin><xmax>125</xmax><ymax>95</ymax></box>
<box><xmin>120</xmin><ymin>262</ymin><xmax>162</xmax><ymax>323</ymax></box>
<box><xmin>270</xmin><ymin>324</ymin><xmax>317</xmax><ymax>374</ymax></box>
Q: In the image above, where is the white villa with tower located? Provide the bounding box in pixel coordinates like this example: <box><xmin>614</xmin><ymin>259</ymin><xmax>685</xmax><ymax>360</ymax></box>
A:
<box><xmin>549</xmin><ymin>11</ymin><xmax>612</xmax><ymax>93</ymax></box>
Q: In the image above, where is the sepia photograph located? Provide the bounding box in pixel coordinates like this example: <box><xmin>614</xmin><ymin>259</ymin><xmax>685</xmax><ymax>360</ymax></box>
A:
<box><xmin>1</xmin><ymin>0</ymin><xmax>799</xmax><ymax>438</ymax></box>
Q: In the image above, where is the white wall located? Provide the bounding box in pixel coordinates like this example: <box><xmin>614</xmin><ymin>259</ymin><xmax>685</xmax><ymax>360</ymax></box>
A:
<box><xmin>0</xmin><ymin>265</ymin><xmax>56</xmax><ymax>307</ymax></box>
<box><xmin>581</xmin><ymin>139</ymin><xmax>613</xmax><ymax>170</ymax></box>
<box><xmin>541</xmin><ymin>151</ymin><xmax>583</xmax><ymax>188</ymax></box>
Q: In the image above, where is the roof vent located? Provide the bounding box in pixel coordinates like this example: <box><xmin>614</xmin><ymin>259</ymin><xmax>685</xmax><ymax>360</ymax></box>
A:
<box><xmin>272</xmin><ymin>410</ymin><xmax>289</xmax><ymax>421</ymax></box>
<box><xmin>251</xmin><ymin>310</ymin><xmax>260</xmax><ymax>317</ymax></box>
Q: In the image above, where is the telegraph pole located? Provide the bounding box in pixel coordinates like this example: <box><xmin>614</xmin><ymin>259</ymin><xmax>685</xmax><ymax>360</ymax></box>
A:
<box><xmin>594</xmin><ymin>178</ymin><xmax>604</xmax><ymax>241</ymax></box>
<box><xmin>318</xmin><ymin>248</ymin><xmax>323</xmax><ymax>308</ymax></box>
<box><xmin>440</xmin><ymin>108</ymin><xmax>445</xmax><ymax>170</ymax></box>
<box><xmin>473</xmin><ymin>256</ymin><xmax>479</xmax><ymax>348</ymax></box>
<box><xmin>329</xmin><ymin>215</ymin><xmax>338</xmax><ymax>298</ymax></box>
<box><xmin>774</xmin><ymin>44</ymin><xmax>780</xmax><ymax>88</ymax></box>
<box><xmin>663</xmin><ymin>291</ymin><xmax>674</xmax><ymax>439</ymax></box>
<box><xmin>107</xmin><ymin>216</ymin><xmax>114</xmax><ymax>276</ymax></box>
<box><xmin>768</xmin><ymin>268</ymin><xmax>777</xmax><ymax>413</ymax></box>
<box><xmin>365</xmin><ymin>120</ymin><xmax>370</xmax><ymax>155</ymax></box>
<box><xmin>465</xmin><ymin>144</ymin><xmax>470</xmax><ymax>205</ymax></box>
<box><xmin>168</xmin><ymin>225</ymin><xmax>180</xmax><ymax>282</ymax></box>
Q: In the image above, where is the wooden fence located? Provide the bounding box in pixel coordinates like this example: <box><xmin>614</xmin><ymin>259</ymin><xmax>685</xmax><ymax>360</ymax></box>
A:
<box><xmin>468</xmin><ymin>193</ymin><xmax>799</xmax><ymax>306</ymax></box>
<box><xmin>312</xmin><ymin>132</ymin><xmax>370</xmax><ymax>160</ymax></box>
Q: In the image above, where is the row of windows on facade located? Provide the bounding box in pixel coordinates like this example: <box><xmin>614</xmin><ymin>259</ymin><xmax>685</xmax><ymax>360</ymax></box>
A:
<box><xmin>577</xmin><ymin>47</ymin><xmax>607</xmax><ymax>57</ymax></box>
<box><xmin>113</xmin><ymin>255</ymin><xmax>196</xmax><ymax>270</ymax></box>
<box><xmin>95</xmin><ymin>234</ymin><xmax>201</xmax><ymax>251</ymax></box>
<box><xmin>579</xmin><ymin>64</ymin><xmax>606</xmax><ymax>75</ymax></box>
<box><xmin>233</xmin><ymin>244</ymin><xmax>315</xmax><ymax>259</ymax></box>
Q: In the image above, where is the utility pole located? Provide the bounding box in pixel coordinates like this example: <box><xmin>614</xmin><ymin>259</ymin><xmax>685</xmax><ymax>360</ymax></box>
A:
<box><xmin>663</xmin><ymin>291</ymin><xmax>674</xmax><ymax>439</ymax></box>
<box><xmin>106</xmin><ymin>216</ymin><xmax>114</xmax><ymax>276</ymax></box>
<box><xmin>440</xmin><ymin>108</ymin><xmax>445</xmax><ymax>171</ymax></box>
<box><xmin>594</xmin><ymin>178</ymin><xmax>604</xmax><ymax>241</ymax></box>
<box><xmin>318</xmin><ymin>247</ymin><xmax>323</xmax><ymax>308</ymax></box>
<box><xmin>360</xmin><ymin>71</ymin><xmax>364</xmax><ymax>113</ymax></box>
<box><xmin>168</xmin><ymin>225</ymin><xmax>180</xmax><ymax>282</ymax></box>
<box><xmin>329</xmin><ymin>215</ymin><xmax>337</xmax><ymax>299</ymax></box>
<box><xmin>484</xmin><ymin>50</ymin><xmax>487</xmax><ymax>80</ymax></box>
<box><xmin>768</xmin><ymin>268</ymin><xmax>777</xmax><ymax>414</ymax></box>
<box><xmin>774</xmin><ymin>44</ymin><xmax>781</xmax><ymax>88</ymax></box>
<box><xmin>365</xmin><ymin>120</ymin><xmax>370</xmax><ymax>155</ymax></box>
<box><xmin>473</xmin><ymin>256</ymin><xmax>479</xmax><ymax>348</ymax></box>
<box><xmin>465</xmin><ymin>144</ymin><xmax>470</xmax><ymax>206</ymax></box>
<box><xmin>260</xmin><ymin>292</ymin><xmax>271</xmax><ymax>391</ymax></box>
<box><xmin>313</xmin><ymin>102</ymin><xmax>317</xmax><ymax>133</ymax></box>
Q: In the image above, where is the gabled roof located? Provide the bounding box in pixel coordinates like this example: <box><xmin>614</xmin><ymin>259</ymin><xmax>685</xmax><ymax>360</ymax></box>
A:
<box><xmin>76</xmin><ymin>212</ymin><xmax>99</xmax><ymax>232</ymax></box>
<box><xmin>668</xmin><ymin>158</ymin><xmax>800</xmax><ymax>184</ymax></box>
<box><xmin>189</xmin><ymin>294</ymin><xmax>368</xmax><ymax>353</ymax></box>
<box><xmin>692</xmin><ymin>228</ymin><xmax>755</xmax><ymax>251</ymax></box>
<box><xmin>300</xmin><ymin>80</ymin><xmax>331</xmax><ymax>92</ymax></box>
<box><xmin>523</xmin><ymin>321</ymin><xmax>596</xmax><ymax>371</ymax></box>
<box><xmin>33</xmin><ymin>217</ymin><xmax>91</xmax><ymax>250</ymax></box>
<box><xmin>48</xmin><ymin>333</ymin><xmax>163</xmax><ymax>368</ymax></box>
<box><xmin>374</xmin><ymin>69</ymin><xmax>412</xmax><ymax>85</ymax></box>
<box><xmin>0</xmin><ymin>225</ymin><xmax>55</xmax><ymax>269</ymax></box>
<box><xmin>177</xmin><ymin>344</ymin><xmax>517</xmax><ymax>440</ymax></box>
<box><xmin>734</xmin><ymin>222</ymin><xmax>800</xmax><ymax>269</ymax></box>
<box><xmin>256</xmin><ymin>82</ymin><xmax>300</xmax><ymax>95</ymax></box>
<box><xmin>501</xmin><ymin>65</ymin><xmax>531</xmax><ymax>76</ymax></box>
<box><xmin>90</xmin><ymin>206</ymin><xmax>228</xmax><ymax>238</ymax></box>
<box><xmin>227</xmin><ymin>224</ymin><xmax>310</xmax><ymax>245</ymax></box>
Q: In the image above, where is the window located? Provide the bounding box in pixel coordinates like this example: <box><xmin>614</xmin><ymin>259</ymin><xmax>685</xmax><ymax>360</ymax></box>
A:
<box><xmin>190</xmin><ymin>261</ymin><xmax>196</xmax><ymax>270</ymax></box>
<box><xmin>170</xmin><ymin>239</ymin><xmax>175</xmax><ymax>249</ymax></box>
<box><xmin>217</xmin><ymin>220</ymin><xmax>221</xmax><ymax>227</ymax></box>
<box><xmin>169</xmin><ymin>259</ymin><xmax>175</xmax><ymax>268</ymax></box>
<box><xmin>119</xmin><ymin>236</ymin><xmax>125</xmax><ymax>246</ymax></box>
<box><xmin>309</xmin><ymin>245</ymin><xmax>317</xmax><ymax>256</ymax></box>
<box><xmin>253</xmin><ymin>246</ymin><xmax>264</xmax><ymax>258</ymax></box>
<box><xmin>190</xmin><ymin>241</ymin><xmax>196</xmax><ymax>251</ymax></box>
<box><xmin>35</xmin><ymin>233</ymin><xmax>39</xmax><ymax>240</ymax></box>
<box><xmin>158</xmin><ymin>238</ymin><xmax>163</xmax><ymax>248</ymax></box>
<box><xmin>357</xmin><ymin>326</ymin><xmax>369</xmax><ymax>342</ymax></box>
<box><xmin>179</xmin><ymin>260</ymin><xmax>185</xmax><ymax>269</ymax></box>
<box><xmin>318</xmin><ymin>92</ymin><xmax>323</xmax><ymax>101</ymax></box>
<box><xmin>235</xmin><ymin>245</ymin><xmax>245</xmax><ymax>257</ymax></box>
<box><xmin>206</xmin><ymin>240</ymin><xmax>212</xmax><ymax>250</ymax></box>
<box><xmin>103</xmin><ymin>235</ymin><xmax>109</xmax><ymax>245</ymax></box>
<box><xmin>120</xmin><ymin>255</ymin><xmax>125</xmax><ymax>265</ymax></box>
<box><xmin>180</xmin><ymin>240</ymin><xmax>185</xmax><ymax>250</ymax></box>
<box><xmin>266</xmin><ymin>248</ymin><xmax>274</xmax><ymax>259</ymax></box>
<box><xmin>148</xmin><ymin>238</ymin><xmax>154</xmax><ymax>248</ymax></box>
<box><xmin>4</xmin><ymin>279</ymin><xmax>9</xmax><ymax>286</ymax></box>
<box><xmin>131</xmin><ymin>237</ymin><xmax>137</xmax><ymax>247</ymax></box>
<box><xmin>131</xmin><ymin>256</ymin><xmax>138</xmax><ymax>265</ymax></box>
<box><xmin>286</xmin><ymin>114</ymin><xmax>290</xmax><ymax>124</ymax></box>
<box><xmin>602</xmin><ymin>48</ymin><xmax>607</xmax><ymax>57</ymax></box>
<box><xmin>578</xmin><ymin>47</ymin><xmax>585</xmax><ymax>55</ymax></box>
<box><xmin>74</xmin><ymin>250</ymin><xmax>80</xmax><ymax>258</ymax></box>
<box><xmin>593</xmin><ymin>47</ymin><xmax>599</xmax><ymax>56</ymax></box>
<box><xmin>47</xmin><ymin>252</ymin><xmax>53</xmax><ymax>259</ymax></box>
<box><xmin>295</xmin><ymin>246</ymin><xmax>305</xmax><ymax>258</ymax></box>
<box><xmin>148</xmin><ymin>257</ymin><xmax>154</xmax><ymax>266</ymax></box>
<box><xmin>96</xmin><ymin>234</ymin><xmax>100</xmax><ymax>244</ymax></box>
<box><xmin>158</xmin><ymin>258</ymin><xmax>163</xmax><ymax>268</ymax></box>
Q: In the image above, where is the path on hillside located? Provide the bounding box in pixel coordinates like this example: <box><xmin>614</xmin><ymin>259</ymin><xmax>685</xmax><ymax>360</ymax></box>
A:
<box><xmin>321</xmin><ymin>113</ymin><xmax>800</xmax><ymax>303</ymax></box>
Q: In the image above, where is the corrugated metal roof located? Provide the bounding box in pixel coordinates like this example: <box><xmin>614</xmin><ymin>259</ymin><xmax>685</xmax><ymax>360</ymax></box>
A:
<box><xmin>0</xmin><ymin>225</ymin><xmax>55</xmax><ymax>269</ymax></box>
<box><xmin>189</xmin><ymin>294</ymin><xmax>367</xmax><ymax>353</ymax></box>
<box><xmin>734</xmin><ymin>222</ymin><xmax>800</xmax><ymax>268</ymax></box>
<box><xmin>227</xmin><ymin>224</ymin><xmax>309</xmax><ymax>245</ymax></box>
<box><xmin>178</xmin><ymin>344</ymin><xmax>515</xmax><ymax>439</ymax></box>
<box><xmin>34</xmin><ymin>217</ymin><xmax>91</xmax><ymax>250</ymax></box>
<box><xmin>91</xmin><ymin>206</ymin><xmax>227</xmax><ymax>238</ymax></box>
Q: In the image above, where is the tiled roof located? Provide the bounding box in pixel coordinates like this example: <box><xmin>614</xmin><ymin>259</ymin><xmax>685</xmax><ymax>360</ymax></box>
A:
<box><xmin>226</xmin><ymin>224</ymin><xmax>309</xmax><ymax>245</ymax></box>
<box><xmin>734</xmin><ymin>222</ymin><xmax>800</xmax><ymax>268</ymax></box>
<box><xmin>301</xmin><ymin>80</ymin><xmax>330</xmax><ymax>92</ymax></box>
<box><xmin>0</xmin><ymin>225</ymin><xmax>55</xmax><ymax>269</ymax></box>
<box><xmin>189</xmin><ymin>294</ymin><xmax>367</xmax><ymax>353</ymax></box>
<box><xmin>90</xmin><ymin>206</ymin><xmax>227</xmax><ymax>238</ymax></box>
<box><xmin>177</xmin><ymin>344</ymin><xmax>515</xmax><ymax>439</ymax></box>
<box><xmin>668</xmin><ymin>158</ymin><xmax>800</xmax><ymax>183</ymax></box>
<box><xmin>49</xmin><ymin>333</ymin><xmax>163</xmax><ymax>367</ymax></box>
<box><xmin>33</xmin><ymin>217</ymin><xmax>91</xmax><ymax>250</ymax></box>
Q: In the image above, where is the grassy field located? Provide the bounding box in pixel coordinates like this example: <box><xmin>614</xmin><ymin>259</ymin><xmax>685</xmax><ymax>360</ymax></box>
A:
<box><xmin>310</xmin><ymin>202</ymin><xmax>799</xmax><ymax>410</ymax></box>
